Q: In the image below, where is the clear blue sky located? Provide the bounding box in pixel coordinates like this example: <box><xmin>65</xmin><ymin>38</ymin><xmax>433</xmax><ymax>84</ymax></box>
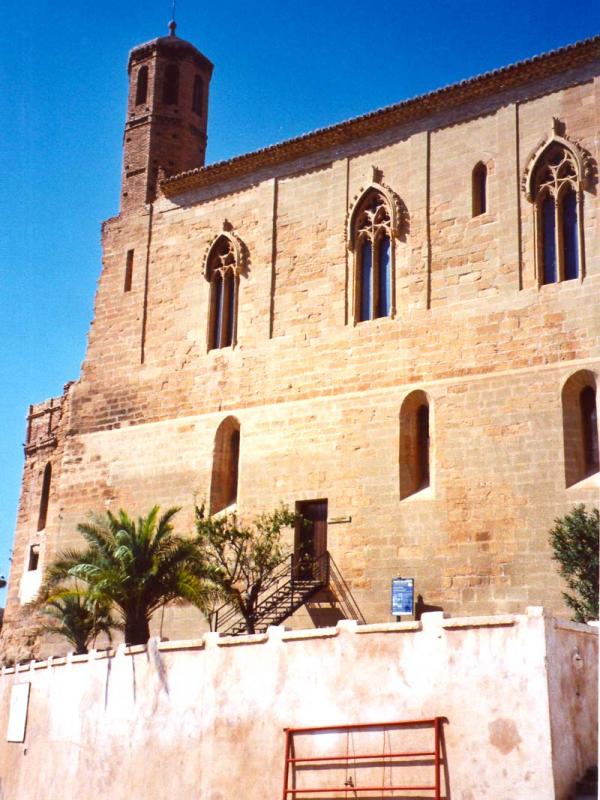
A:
<box><xmin>0</xmin><ymin>0</ymin><xmax>598</xmax><ymax>604</ymax></box>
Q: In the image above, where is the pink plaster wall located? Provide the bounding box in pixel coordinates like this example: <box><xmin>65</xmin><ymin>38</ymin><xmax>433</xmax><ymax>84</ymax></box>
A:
<box><xmin>0</xmin><ymin>609</ymin><xmax>596</xmax><ymax>800</ymax></box>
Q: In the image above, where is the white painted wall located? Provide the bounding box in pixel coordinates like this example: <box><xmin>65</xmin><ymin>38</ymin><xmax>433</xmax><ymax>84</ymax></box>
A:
<box><xmin>0</xmin><ymin>609</ymin><xmax>596</xmax><ymax>800</ymax></box>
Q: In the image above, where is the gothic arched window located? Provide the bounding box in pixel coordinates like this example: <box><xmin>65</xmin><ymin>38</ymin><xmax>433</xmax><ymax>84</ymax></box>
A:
<box><xmin>210</xmin><ymin>417</ymin><xmax>241</xmax><ymax>514</ymax></box>
<box><xmin>400</xmin><ymin>391</ymin><xmax>432</xmax><ymax>499</ymax></box>
<box><xmin>472</xmin><ymin>162</ymin><xmax>487</xmax><ymax>216</ymax></box>
<box><xmin>352</xmin><ymin>190</ymin><xmax>393</xmax><ymax>322</ymax></box>
<box><xmin>531</xmin><ymin>143</ymin><xmax>582</xmax><ymax>284</ymax></box>
<box><xmin>163</xmin><ymin>64</ymin><xmax>179</xmax><ymax>105</ymax></box>
<box><xmin>135</xmin><ymin>66</ymin><xmax>148</xmax><ymax>106</ymax></box>
<box><xmin>205</xmin><ymin>235</ymin><xmax>240</xmax><ymax>351</ymax></box>
<box><xmin>37</xmin><ymin>462</ymin><xmax>52</xmax><ymax>531</ymax></box>
<box><xmin>562</xmin><ymin>371</ymin><xmax>599</xmax><ymax>486</ymax></box>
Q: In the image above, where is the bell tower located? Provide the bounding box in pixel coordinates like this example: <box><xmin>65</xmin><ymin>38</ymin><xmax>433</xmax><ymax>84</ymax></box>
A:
<box><xmin>121</xmin><ymin>21</ymin><xmax>213</xmax><ymax>210</ymax></box>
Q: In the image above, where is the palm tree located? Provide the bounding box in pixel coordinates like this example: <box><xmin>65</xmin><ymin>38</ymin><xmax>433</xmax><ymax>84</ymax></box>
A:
<box><xmin>46</xmin><ymin>506</ymin><xmax>212</xmax><ymax>645</ymax></box>
<box><xmin>35</xmin><ymin>583</ymin><xmax>115</xmax><ymax>655</ymax></box>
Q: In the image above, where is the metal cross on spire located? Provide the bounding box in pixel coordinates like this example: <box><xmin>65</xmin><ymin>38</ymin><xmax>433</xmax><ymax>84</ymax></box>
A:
<box><xmin>168</xmin><ymin>0</ymin><xmax>177</xmax><ymax>35</ymax></box>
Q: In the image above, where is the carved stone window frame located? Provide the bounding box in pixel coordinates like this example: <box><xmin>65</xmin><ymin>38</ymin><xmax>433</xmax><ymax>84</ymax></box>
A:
<box><xmin>203</xmin><ymin>224</ymin><xmax>247</xmax><ymax>352</ymax></box>
<box><xmin>347</xmin><ymin>172</ymin><xmax>404</xmax><ymax>324</ymax></box>
<box><xmin>523</xmin><ymin>125</ymin><xmax>591</xmax><ymax>286</ymax></box>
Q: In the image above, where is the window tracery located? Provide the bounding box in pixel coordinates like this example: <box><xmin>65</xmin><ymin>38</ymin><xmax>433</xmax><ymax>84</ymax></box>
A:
<box><xmin>204</xmin><ymin>229</ymin><xmax>246</xmax><ymax>351</ymax></box>
<box><xmin>352</xmin><ymin>189</ymin><xmax>393</xmax><ymax>322</ymax></box>
<box><xmin>525</xmin><ymin>129</ymin><xmax>591</xmax><ymax>285</ymax></box>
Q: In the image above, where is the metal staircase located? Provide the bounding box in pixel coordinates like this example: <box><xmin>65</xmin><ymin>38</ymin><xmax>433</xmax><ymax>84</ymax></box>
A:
<box><xmin>210</xmin><ymin>551</ymin><xmax>330</xmax><ymax>636</ymax></box>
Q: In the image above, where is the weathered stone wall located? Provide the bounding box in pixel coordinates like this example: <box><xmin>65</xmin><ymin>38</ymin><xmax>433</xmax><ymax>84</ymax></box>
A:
<box><xmin>0</xmin><ymin>611</ymin><xmax>596</xmax><ymax>800</ymax></box>
<box><xmin>3</xmin><ymin>45</ymin><xmax>599</xmax><ymax>655</ymax></box>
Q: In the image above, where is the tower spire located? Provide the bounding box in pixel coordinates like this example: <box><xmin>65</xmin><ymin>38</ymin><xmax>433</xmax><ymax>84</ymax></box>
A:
<box><xmin>169</xmin><ymin>0</ymin><xmax>177</xmax><ymax>35</ymax></box>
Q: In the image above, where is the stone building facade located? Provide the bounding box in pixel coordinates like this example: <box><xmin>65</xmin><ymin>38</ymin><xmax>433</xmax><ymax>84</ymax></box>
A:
<box><xmin>3</xmin><ymin>27</ymin><xmax>599</xmax><ymax>659</ymax></box>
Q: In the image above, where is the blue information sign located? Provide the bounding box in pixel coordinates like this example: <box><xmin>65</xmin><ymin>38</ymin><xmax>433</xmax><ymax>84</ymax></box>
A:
<box><xmin>391</xmin><ymin>577</ymin><xmax>414</xmax><ymax>616</ymax></box>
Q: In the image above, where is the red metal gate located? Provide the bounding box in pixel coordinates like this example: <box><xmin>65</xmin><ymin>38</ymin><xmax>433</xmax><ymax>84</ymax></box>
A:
<box><xmin>281</xmin><ymin>717</ymin><xmax>445</xmax><ymax>799</ymax></box>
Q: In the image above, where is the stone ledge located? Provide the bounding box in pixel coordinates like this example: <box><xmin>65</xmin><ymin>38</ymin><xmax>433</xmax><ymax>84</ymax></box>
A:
<box><xmin>217</xmin><ymin>632</ymin><xmax>268</xmax><ymax>647</ymax></box>
<box><xmin>157</xmin><ymin>637</ymin><xmax>205</xmax><ymax>652</ymax></box>
<box><xmin>281</xmin><ymin>626</ymin><xmax>339</xmax><ymax>641</ymax></box>
<box><xmin>554</xmin><ymin>619</ymin><xmax>599</xmax><ymax>635</ymax></box>
<box><xmin>442</xmin><ymin>614</ymin><xmax>516</xmax><ymax>629</ymax></box>
<box><xmin>355</xmin><ymin>621</ymin><xmax>422</xmax><ymax>634</ymax></box>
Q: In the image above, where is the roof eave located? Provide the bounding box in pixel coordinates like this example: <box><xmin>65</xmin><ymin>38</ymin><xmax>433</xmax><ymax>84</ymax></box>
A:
<box><xmin>162</xmin><ymin>34</ymin><xmax>600</xmax><ymax>198</ymax></box>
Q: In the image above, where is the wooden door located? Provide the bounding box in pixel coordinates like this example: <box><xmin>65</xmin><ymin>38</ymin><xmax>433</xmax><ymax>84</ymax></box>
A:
<box><xmin>295</xmin><ymin>500</ymin><xmax>327</xmax><ymax>580</ymax></box>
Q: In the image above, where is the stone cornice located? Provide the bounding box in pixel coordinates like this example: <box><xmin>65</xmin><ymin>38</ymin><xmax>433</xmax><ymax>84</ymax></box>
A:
<box><xmin>162</xmin><ymin>35</ymin><xmax>600</xmax><ymax>198</ymax></box>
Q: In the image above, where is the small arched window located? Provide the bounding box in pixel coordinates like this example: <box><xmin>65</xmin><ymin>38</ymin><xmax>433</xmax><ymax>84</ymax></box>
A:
<box><xmin>163</xmin><ymin>64</ymin><xmax>179</xmax><ymax>105</ymax></box>
<box><xmin>562</xmin><ymin>371</ymin><xmax>599</xmax><ymax>486</ymax></box>
<box><xmin>580</xmin><ymin>386</ymin><xmax>599</xmax><ymax>477</ymax></box>
<box><xmin>210</xmin><ymin>417</ymin><xmax>241</xmax><ymax>514</ymax></box>
<box><xmin>352</xmin><ymin>190</ymin><xmax>393</xmax><ymax>322</ymax></box>
<box><xmin>472</xmin><ymin>162</ymin><xmax>487</xmax><ymax>216</ymax></box>
<box><xmin>206</xmin><ymin>235</ymin><xmax>240</xmax><ymax>351</ymax></box>
<box><xmin>532</xmin><ymin>143</ymin><xmax>581</xmax><ymax>284</ymax></box>
<box><xmin>400</xmin><ymin>391</ymin><xmax>431</xmax><ymax>499</ymax></box>
<box><xmin>37</xmin><ymin>462</ymin><xmax>52</xmax><ymax>531</ymax></box>
<box><xmin>135</xmin><ymin>66</ymin><xmax>148</xmax><ymax>106</ymax></box>
<box><xmin>192</xmin><ymin>75</ymin><xmax>204</xmax><ymax>115</ymax></box>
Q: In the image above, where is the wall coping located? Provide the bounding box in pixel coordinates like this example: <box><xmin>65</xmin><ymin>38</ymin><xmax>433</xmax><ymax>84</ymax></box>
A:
<box><xmin>3</xmin><ymin>609</ymin><xmax>596</xmax><ymax>676</ymax></box>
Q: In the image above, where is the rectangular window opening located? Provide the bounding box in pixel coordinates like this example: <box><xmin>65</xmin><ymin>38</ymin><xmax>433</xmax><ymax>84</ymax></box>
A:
<box><xmin>27</xmin><ymin>545</ymin><xmax>40</xmax><ymax>572</ymax></box>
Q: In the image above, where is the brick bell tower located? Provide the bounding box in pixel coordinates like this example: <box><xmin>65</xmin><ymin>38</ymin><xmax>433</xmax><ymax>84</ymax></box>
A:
<box><xmin>121</xmin><ymin>20</ymin><xmax>213</xmax><ymax>210</ymax></box>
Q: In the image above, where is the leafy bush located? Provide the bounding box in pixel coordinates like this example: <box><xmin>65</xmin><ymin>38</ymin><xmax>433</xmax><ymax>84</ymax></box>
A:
<box><xmin>549</xmin><ymin>505</ymin><xmax>599</xmax><ymax>622</ymax></box>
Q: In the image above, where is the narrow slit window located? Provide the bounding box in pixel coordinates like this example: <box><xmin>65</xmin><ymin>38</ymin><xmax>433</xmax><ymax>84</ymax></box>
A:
<box><xmin>192</xmin><ymin>75</ymin><xmax>204</xmax><ymax>115</ymax></box>
<box><xmin>472</xmin><ymin>162</ymin><xmax>487</xmax><ymax>216</ymax></box>
<box><xmin>562</xmin><ymin>187</ymin><xmax>579</xmax><ymax>281</ymax></box>
<box><xmin>360</xmin><ymin>240</ymin><xmax>373</xmax><ymax>322</ymax></box>
<box><xmin>135</xmin><ymin>66</ymin><xmax>148</xmax><ymax>105</ymax></box>
<box><xmin>212</xmin><ymin>273</ymin><xmax>224</xmax><ymax>350</ymax></box>
<box><xmin>416</xmin><ymin>404</ymin><xmax>430</xmax><ymax>489</ymax></box>
<box><xmin>163</xmin><ymin>64</ymin><xmax>179</xmax><ymax>105</ymax></box>
<box><xmin>400</xmin><ymin>391</ymin><xmax>432</xmax><ymax>499</ymax></box>
<box><xmin>124</xmin><ymin>249</ymin><xmax>134</xmax><ymax>292</ymax></box>
<box><xmin>542</xmin><ymin>194</ymin><xmax>557</xmax><ymax>284</ymax></box>
<box><xmin>377</xmin><ymin>235</ymin><xmax>391</xmax><ymax>318</ymax></box>
<box><xmin>37</xmin><ymin>462</ymin><xmax>51</xmax><ymax>531</ymax></box>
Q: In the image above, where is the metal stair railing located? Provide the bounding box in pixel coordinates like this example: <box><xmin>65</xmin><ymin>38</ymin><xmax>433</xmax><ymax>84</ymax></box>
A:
<box><xmin>211</xmin><ymin>551</ymin><xmax>330</xmax><ymax>636</ymax></box>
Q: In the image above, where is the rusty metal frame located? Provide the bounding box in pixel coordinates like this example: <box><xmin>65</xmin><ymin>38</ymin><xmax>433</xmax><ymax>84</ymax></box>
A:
<box><xmin>282</xmin><ymin>717</ymin><xmax>445</xmax><ymax>799</ymax></box>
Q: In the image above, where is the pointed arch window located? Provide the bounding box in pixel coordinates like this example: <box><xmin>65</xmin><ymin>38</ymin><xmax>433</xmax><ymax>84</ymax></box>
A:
<box><xmin>531</xmin><ymin>143</ymin><xmax>582</xmax><ymax>284</ymax></box>
<box><xmin>400</xmin><ymin>391</ymin><xmax>432</xmax><ymax>499</ymax></box>
<box><xmin>205</xmin><ymin>235</ymin><xmax>241</xmax><ymax>351</ymax></box>
<box><xmin>210</xmin><ymin>417</ymin><xmax>241</xmax><ymax>514</ymax></box>
<box><xmin>352</xmin><ymin>190</ymin><xmax>394</xmax><ymax>322</ymax></box>
<box><xmin>472</xmin><ymin>162</ymin><xmax>487</xmax><ymax>216</ymax></box>
<box><xmin>163</xmin><ymin>64</ymin><xmax>179</xmax><ymax>105</ymax></box>
<box><xmin>562</xmin><ymin>371</ymin><xmax>599</xmax><ymax>486</ymax></box>
<box><xmin>37</xmin><ymin>462</ymin><xmax>51</xmax><ymax>531</ymax></box>
<box><xmin>135</xmin><ymin>66</ymin><xmax>148</xmax><ymax>106</ymax></box>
